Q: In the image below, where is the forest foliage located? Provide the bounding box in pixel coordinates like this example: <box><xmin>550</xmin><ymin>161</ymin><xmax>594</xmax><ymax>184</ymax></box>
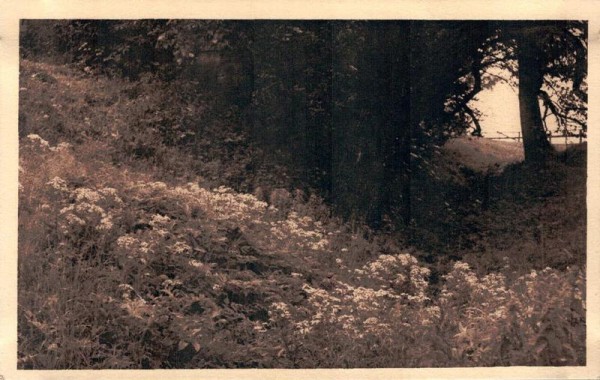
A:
<box><xmin>17</xmin><ymin>20</ymin><xmax>587</xmax><ymax>369</ymax></box>
<box><xmin>21</xmin><ymin>19</ymin><xmax>586</xmax><ymax>227</ymax></box>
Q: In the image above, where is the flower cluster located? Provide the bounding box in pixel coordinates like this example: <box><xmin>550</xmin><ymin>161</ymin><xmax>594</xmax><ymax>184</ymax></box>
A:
<box><xmin>54</xmin><ymin>184</ymin><xmax>123</xmax><ymax>237</ymax></box>
<box><xmin>25</xmin><ymin>134</ymin><xmax>51</xmax><ymax>150</ymax></box>
<box><xmin>290</xmin><ymin>278</ymin><xmax>408</xmax><ymax>337</ymax></box>
<box><xmin>23</xmin><ymin>134</ymin><xmax>72</xmax><ymax>153</ymax></box>
<box><xmin>438</xmin><ymin>261</ymin><xmax>585</xmax><ymax>365</ymax></box>
<box><xmin>266</xmin><ymin>212</ymin><xmax>329</xmax><ymax>251</ymax></box>
<box><xmin>115</xmin><ymin>235</ymin><xmax>153</xmax><ymax>260</ymax></box>
<box><xmin>358</xmin><ymin>253</ymin><xmax>430</xmax><ymax>297</ymax></box>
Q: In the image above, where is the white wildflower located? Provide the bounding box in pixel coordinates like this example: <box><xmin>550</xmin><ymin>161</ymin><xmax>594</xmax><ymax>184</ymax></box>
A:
<box><xmin>269</xmin><ymin>302</ymin><xmax>291</xmax><ymax>319</ymax></box>
<box><xmin>149</xmin><ymin>213</ymin><xmax>171</xmax><ymax>227</ymax></box>
<box><xmin>143</xmin><ymin>181</ymin><xmax>167</xmax><ymax>191</ymax></box>
<box><xmin>54</xmin><ymin>141</ymin><xmax>72</xmax><ymax>151</ymax></box>
<box><xmin>65</xmin><ymin>213</ymin><xmax>85</xmax><ymax>226</ymax></box>
<box><xmin>26</xmin><ymin>134</ymin><xmax>50</xmax><ymax>148</ymax></box>
<box><xmin>171</xmin><ymin>241</ymin><xmax>191</xmax><ymax>254</ymax></box>
<box><xmin>118</xmin><ymin>283</ymin><xmax>135</xmax><ymax>299</ymax></box>
<box><xmin>99</xmin><ymin>187</ymin><xmax>123</xmax><ymax>204</ymax></box>
<box><xmin>73</xmin><ymin>188</ymin><xmax>102</xmax><ymax>203</ymax></box>
<box><xmin>116</xmin><ymin>236</ymin><xmax>139</xmax><ymax>249</ymax></box>
<box><xmin>452</xmin><ymin>261</ymin><xmax>471</xmax><ymax>271</ymax></box>
<box><xmin>97</xmin><ymin>215</ymin><xmax>114</xmax><ymax>231</ymax></box>
<box><xmin>363</xmin><ymin>317</ymin><xmax>379</xmax><ymax>325</ymax></box>
<box><xmin>295</xmin><ymin>320</ymin><xmax>312</xmax><ymax>334</ymax></box>
<box><xmin>138</xmin><ymin>241</ymin><xmax>151</xmax><ymax>254</ymax></box>
<box><xmin>46</xmin><ymin>176</ymin><xmax>69</xmax><ymax>192</ymax></box>
<box><xmin>214</xmin><ymin>186</ymin><xmax>232</xmax><ymax>194</ymax></box>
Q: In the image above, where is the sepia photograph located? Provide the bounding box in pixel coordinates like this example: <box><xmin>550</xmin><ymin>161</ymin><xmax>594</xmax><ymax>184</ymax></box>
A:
<box><xmin>1</xmin><ymin>2</ymin><xmax>599</xmax><ymax>378</ymax></box>
<box><xmin>14</xmin><ymin>18</ymin><xmax>588</xmax><ymax>370</ymax></box>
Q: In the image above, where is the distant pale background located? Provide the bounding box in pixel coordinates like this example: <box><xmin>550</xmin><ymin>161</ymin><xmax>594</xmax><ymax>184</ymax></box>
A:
<box><xmin>476</xmin><ymin>82</ymin><xmax>521</xmax><ymax>138</ymax></box>
<box><xmin>475</xmin><ymin>76</ymin><xmax>582</xmax><ymax>144</ymax></box>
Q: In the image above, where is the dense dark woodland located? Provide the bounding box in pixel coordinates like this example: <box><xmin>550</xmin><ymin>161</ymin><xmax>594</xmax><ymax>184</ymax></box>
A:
<box><xmin>18</xmin><ymin>20</ymin><xmax>586</xmax><ymax>368</ymax></box>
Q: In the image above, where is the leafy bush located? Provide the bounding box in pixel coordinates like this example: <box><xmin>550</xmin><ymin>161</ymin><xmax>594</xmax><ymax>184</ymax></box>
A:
<box><xmin>19</xmin><ymin>136</ymin><xmax>585</xmax><ymax>368</ymax></box>
<box><xmin>18</xmin><ymin>51</ymin><xmax>585</xmax><ymax>369</ymax></box>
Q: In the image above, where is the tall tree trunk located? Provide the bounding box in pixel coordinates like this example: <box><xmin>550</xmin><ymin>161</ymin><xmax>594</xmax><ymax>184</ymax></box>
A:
<box><xmin>516</xmin><ymin>33</ymin><xmax>553</xmax><ymax>163</ymax></box>
<box><xmin>304</xmin><ymin>22</ymin><xmax>333</xmax><ymax>200</ymax></box>
<box><xmin>368</xmin><ymin>23</ymin><xmax>411</xmax><ymax>228</ymax></box>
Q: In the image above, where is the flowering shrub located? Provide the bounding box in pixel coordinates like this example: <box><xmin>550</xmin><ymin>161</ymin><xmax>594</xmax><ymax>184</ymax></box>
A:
<box><xmin>19</xmin><ymin>134</ymin><xmax>586</xmax><ymax>368</ymax></box>
<box><xmin>18</xmin><ymin>59</ymin><xmax>586</xmax><ymax>369</ymax></box>
<box><xmin>357</xmin><ymin>253</ymin><xmax>430</xmax><ymax>298</ymax></box>
<box><xmin>439</xmin><ymin>262</ymin><xmax>585</xmax><ymax>365</ymax></box>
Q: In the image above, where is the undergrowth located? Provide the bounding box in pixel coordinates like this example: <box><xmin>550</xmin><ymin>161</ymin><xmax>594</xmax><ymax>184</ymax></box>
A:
<box><xmin>18</xmin><ymin>59</ymin><xmax>586</xmax><ymax>368</ymax></box>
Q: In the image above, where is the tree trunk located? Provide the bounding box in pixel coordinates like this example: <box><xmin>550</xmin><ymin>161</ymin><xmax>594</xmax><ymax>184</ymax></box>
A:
<box><xmin>516</xmin><ymin>33</ymin><xmax>553</xmax><ymax>163</ymax></box>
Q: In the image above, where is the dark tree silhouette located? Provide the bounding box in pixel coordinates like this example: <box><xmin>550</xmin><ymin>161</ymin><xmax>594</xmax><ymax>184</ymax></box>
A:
<box><xmin>45</xmin><ymin>19</ymin><xmax>587</xmax><ymax>225</ymax></box>
<box><xmin>514</xmin><ymin>28</ymin><xmax>554</xmax><ymax>162</ymax></box>
<box><xmin>485</xmin><ymin>22</ymin><xmax>587</xmax><ymax>162</ymax></box>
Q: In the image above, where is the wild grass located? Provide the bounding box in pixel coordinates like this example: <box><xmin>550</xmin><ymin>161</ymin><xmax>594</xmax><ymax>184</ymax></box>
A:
<box><xmin>18</xmin><ymin>59</ymin><xmax>586</xmax><ymax>368</ymax></box>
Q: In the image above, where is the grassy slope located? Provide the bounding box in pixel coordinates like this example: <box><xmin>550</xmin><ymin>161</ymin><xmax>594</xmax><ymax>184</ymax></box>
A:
<box><xmin>18</xmin><ymin>60</ymin><xmax>586</xmax><ymax>368</ymax></box>
<box><xmin>442</xmin><ymin>136</ymin><xmax>524</xmax><ymax>172</ymax></box>
<box><xmin>432</xmin><ymin>136</ymin><xmax>587</xmax><ymax>274</ymax></box>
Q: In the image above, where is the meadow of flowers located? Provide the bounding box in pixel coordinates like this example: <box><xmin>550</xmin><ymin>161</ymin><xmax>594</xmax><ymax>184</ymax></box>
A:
<box><xmin>17</xmin><ymin>60</ymin><xmax>586</xmax><ymax>369</ymax></box>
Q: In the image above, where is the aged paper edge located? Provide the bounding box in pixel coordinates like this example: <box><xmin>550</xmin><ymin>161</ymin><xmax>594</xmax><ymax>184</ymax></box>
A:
<box><xmin>1</xmin><ymin>1</ymin><xmax>598</xmax><ymax>379</ymax></box>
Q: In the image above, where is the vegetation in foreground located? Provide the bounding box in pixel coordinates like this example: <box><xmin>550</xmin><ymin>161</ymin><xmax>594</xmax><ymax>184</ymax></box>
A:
<box><xmin>17</xmin><ymin>57</ymin><xmax>586</xmax><ymax>368</ymax></box>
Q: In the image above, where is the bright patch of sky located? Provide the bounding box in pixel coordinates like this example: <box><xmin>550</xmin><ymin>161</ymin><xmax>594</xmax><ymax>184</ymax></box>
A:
<box><xmin>473</xmin><ymin>81</ymin><xmax>521</xmax><ymax>139</ymax></box>
<box><xmin>471</xmin><ymin>68</ymin><xmax>572</xmax><ymax>144</ymax></box>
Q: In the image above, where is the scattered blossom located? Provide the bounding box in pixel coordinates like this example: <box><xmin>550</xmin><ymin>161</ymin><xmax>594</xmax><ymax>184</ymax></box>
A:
<box><xmin>269</xmin><ymin>302</ymin><xmax>291</xmax><ymax>320</ymax></box>
<box><xmin>149</xmin><ymin>213</ymin><xmax>171</xmax><ymax>227</ymax></box>
<box><xmin>26</xmin><ymin>134</ymin><xmax>50</xmax><ymax>149</ymax></box>
<box><xmin>47</xmin><ymin>176</ymin><xmax>69</xmax><ymax>193</ymax></box>
<box><xmin>170</xmin><ymin>241</ymin><xmax>191</xmax><ymax>254</ymax></box>
<box><xmin>116</xmin><ymin>236</ymin><xmax>139</xmax><ymax>250</ymax></box>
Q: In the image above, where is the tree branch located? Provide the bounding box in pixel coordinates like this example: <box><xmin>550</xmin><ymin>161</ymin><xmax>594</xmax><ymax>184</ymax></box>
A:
<box><xmin>451</xmin><ymin>59</ymin><xmax>483</xmax><ymax>113</ymax></box>
<box><xmin>483</xmin><ymin>70</ymin><xmax>517</xmax><ymax>92</ymax></box>
<box><xmin>463</xmin><ymin>104</ymin><xmax>482</xmax><ymax>136</ymax></box>
<box><xmin>541</xmin><ymin>102</ymin><xmax>550</xmax><ymax>133</ymax></box>
<box><xmin>539</xmin><ymin>89</ymin><xmax>587</xmax><ymax>130</ymax></box>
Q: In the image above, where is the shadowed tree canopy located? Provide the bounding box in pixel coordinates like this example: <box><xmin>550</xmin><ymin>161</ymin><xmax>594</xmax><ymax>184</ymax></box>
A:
<box><xmin>235</xmin><ymin>21</ymin><xmax>492</xmax><ymax>225</ymax></box>
<box><xmin>42</xmin><ymin>19</ymin><xmax>587</xmax><ymax>226</ymax></box>
<box><xmin>458</xmin><ymin>21</ymin><xmax>587</xmax><ymax>163</ymax></box>
<box><xmin>508</xmin><ymin>21</ymin><xmax>587</xmax><ymax>163</ymax></box>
